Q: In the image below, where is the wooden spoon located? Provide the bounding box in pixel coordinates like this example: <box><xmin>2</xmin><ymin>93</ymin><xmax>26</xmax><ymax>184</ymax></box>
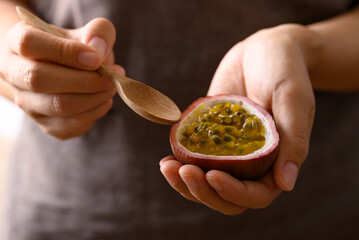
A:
<box><xmin>16</xmin><ymin>6</ymin><xmax>182</xmax><ymax>125</ymax></box>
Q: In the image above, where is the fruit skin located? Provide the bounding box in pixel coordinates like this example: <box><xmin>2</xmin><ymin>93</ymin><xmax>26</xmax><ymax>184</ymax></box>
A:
<box><xmin>170</xmin><ymin>95</ymin><xmax>280</xmax><ymax>180</ymax></box>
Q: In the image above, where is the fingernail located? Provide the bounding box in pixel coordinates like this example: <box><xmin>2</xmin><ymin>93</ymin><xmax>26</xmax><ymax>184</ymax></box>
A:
<box><xmin>207</xmin><ymin>176</ymin><xmax>223</xmax><ymax>192</ymax></box>
<box><xmin>88</xmin><ymin>37</ymin><xmax>107</xmax><ymax>58</ymax></box>
<box><xmin>78</xmin><ymin>52</ymin><xmax>100</xmax><ymax>68</ymax></box>
<box><xmin>159</xmin><ymin>159</ymin><xmax>167</xmax><ymax>167</ymax></box>
<box><xmin>281</xmin><ymin>162</ymin><xmax>298</xmax><ymax>191</ymax></box>
<box><xmin>183</xmin><ymin>175</ymin><xmax>198</xmax><ymax>190</ymax></box>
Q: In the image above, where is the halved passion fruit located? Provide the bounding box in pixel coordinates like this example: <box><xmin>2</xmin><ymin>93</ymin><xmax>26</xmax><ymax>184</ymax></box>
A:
<box><xmin>170</xmin><ymin>95</ymin><xmax>279</xmax><ymax>180</ymax></box>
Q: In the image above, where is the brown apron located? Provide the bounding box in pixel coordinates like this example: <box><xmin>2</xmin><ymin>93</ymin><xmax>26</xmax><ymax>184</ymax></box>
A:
<box><xmin>4</xmin><ymin>0</ymin><xmax>359</xmax><ymax>239</ymax></box>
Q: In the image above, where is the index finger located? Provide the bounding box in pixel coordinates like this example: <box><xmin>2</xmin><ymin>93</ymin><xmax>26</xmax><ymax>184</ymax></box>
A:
<box><xmin>7</xmin><ymin>22</ymin><xmax>101</xmax><ymax>70</ymax></box>
<box><xmin>206</xmin><ymin>170</ymin><xmax>282</xmax><ymax>209</ymax></box>
<box><xmin>271</xmin><ymin>74</ymin><xmax>315</xmax><ymax>191</ymax></box>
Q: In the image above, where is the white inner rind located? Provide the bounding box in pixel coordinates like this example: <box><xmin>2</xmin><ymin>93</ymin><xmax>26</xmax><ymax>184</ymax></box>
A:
<box><xmin>176</xmin><ymin>97</ymin><xmax>276</xmax><ymax>159</ymax></box>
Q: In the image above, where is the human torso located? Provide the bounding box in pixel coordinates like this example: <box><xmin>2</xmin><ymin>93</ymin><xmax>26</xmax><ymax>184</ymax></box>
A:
<box><xmin>6</xmin><ymin>0</ymin><xmax>359</xmax><ymax>239</ymax></box>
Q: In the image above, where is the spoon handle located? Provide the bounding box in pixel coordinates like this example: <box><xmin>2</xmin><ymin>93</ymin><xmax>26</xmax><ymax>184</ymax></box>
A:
<box><xmin>16</xmin><ymin>6</ymin><xmax>66</xmax><ymax>38</ymax></box>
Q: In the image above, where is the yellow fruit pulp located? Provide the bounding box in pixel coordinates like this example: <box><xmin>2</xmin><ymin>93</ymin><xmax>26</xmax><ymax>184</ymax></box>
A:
<box><xmin>180</xmin><ymin>102</ymin><xmax>266</xmax><ymax>156</ymax></box>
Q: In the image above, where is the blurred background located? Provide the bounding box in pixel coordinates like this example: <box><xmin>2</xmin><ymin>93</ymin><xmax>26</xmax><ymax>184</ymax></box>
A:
<box><xmin>0</xmin><ymin>97</ymin><xmax>23</xmax><ymax>235</ymax></box>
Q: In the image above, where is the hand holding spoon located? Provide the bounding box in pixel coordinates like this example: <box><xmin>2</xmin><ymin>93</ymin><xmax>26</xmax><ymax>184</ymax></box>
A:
<box><xmin>16</xmin><ymin>6</ymin><xmax>182</xmax><ymax>125</ymax></box>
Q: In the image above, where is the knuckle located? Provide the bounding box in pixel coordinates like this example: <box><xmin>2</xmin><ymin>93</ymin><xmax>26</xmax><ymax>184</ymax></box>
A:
<box><xmin>292</xmin><ymin>133</ymin><xmax>307</xmax><ymax>147</ymax></box>
<box><xmin>52</xmin><ymin>38</ymin><xmax>78</xmax><ymax>64</ymax></box>
<box><xmin>51</xmin><ymin>94</ymin><xmax>66</xmax><ymax>114</ymax></box>
<box><xmin>290</xmin><ymin>134</ymin><xmax>309</xmax><ymax>160</ymax></box>
<box><xmin>250</xmin><ymin>29</ymin><xmax>289</xmax><ymax>47</ymax></box>
<box><xmin>16</xmin><ymin>28</ymin><xmax>35</xmax><ymax>56</ymax></box>
<box><xmin>23</xmin><ymin>63</ymin><xmax>42</xmax><ymax>92</ymax></box>
<box><xmin>54</xmin><ymin>38</ymin><xmax>75</xmax><ymax>64</ymax></box>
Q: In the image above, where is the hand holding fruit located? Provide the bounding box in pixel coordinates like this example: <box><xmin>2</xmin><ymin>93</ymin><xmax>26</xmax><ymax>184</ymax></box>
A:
<box><xmin>160</xmin><ymin>24</ymin><xmax>315</xmax><ymax>215</ymax></box>
<box><xmin>0</xmin><ymin>18</ymin><xmax>125</xmax><ymax>139</ymax></box>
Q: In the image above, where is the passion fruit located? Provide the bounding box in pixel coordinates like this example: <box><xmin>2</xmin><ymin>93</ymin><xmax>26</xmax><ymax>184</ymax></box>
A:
<box><xmin>170</xmin><ymin>95</ymin><xmax>279</xmax><ymax>180</ymax></box>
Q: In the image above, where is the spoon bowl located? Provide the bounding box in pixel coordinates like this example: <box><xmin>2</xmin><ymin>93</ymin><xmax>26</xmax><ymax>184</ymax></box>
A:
<box><xmin>98</xmin><ymin>65</ymin><xmax>182</xmax><ymax>124</ymax></box>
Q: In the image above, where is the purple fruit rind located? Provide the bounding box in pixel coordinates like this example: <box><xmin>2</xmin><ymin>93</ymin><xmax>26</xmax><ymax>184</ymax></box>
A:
<box><xmin>170</xmin><ymin>95</ymin><xmax>280</xmax><ymax>180</ymax></box>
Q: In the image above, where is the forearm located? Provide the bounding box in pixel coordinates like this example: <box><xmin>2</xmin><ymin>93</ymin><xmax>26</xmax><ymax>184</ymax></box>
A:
<box><xmin>0</xmin><ymin>0</ymin><xmax>29</xmax><ymax>101</ymax></box>
<box><xmin>304</xmin><ymin>7</ymin><xmax>359</xmax><ymax>92</ymax></box>
<box><xmin>270</xmin><ymin>7</ymin><xmax>359</xmax><ymax>92</ymax></box>
<box><xmin>307</xmin><ymin>6</ymin><xmax>359</xmax><ymax>92</ymax></box>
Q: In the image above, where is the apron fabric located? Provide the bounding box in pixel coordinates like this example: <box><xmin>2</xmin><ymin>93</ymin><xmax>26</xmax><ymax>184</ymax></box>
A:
<box><xmin>4</xmin><ymin>0</ymin><xmax>359</xmax><ymax>239</ymax></box>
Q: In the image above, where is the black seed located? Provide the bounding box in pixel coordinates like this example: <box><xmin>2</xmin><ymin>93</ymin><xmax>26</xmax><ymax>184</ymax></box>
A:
<box><xmin>230</xmin><ymin>114</ymin><xmax>239</xmax><ymax>120</ymax></box>
<box><xmin>212</xmin><ymin>135</ymin><xmax>221</xmax><ymax>144</ymax></box>
<box><xmin>207</xmin><ymin>115</ymin><xmax>214</xmax><ymax>122</ymax></box>
<box><xmin>240</xmin><ymin>113</ymin><xmax>248</xmax><ymax>121</ymax></box>
<box><xmin>223</xmin><ymin>134</ymin><xmax>233</xmax><ymax>142</ymax></box>
<box><xmin>225</xmin><ymin>126</ymin><xmax>234</xmax><ymax>133</ymax></box>
<box><xmin>220</xmin><ymin>116</ymin><xmax>232</xmax><ymax>124</ymax></box>
<box><xmin>212</xmin><ymin>129</ymin><xmax>220</xmax><ymax>135</ymax></box>
<box><xmin>257</xmin><ymin>135</ymin><xmax>265</xmax><ymax>141</ymax></box>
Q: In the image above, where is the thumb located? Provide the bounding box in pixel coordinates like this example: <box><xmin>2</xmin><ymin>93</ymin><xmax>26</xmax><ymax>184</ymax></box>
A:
<box><xmin>272</xmin><ymin>79</ymin><xmax>315</xmax><ymax>191</ymax></box>
<box><xmin>72</xmin><ymin>18</ymin><xmax>116</xmax><ymax>61</ymax></box>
